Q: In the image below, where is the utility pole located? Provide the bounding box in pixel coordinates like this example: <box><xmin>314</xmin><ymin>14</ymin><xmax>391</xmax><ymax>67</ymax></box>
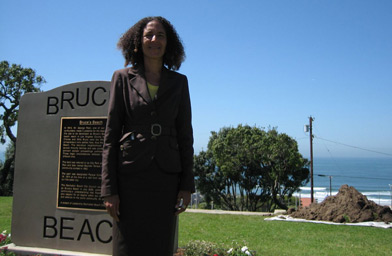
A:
<box><xmin>304</xmin><ymin>116</ymin><xmax>315</xmax><ymax>203</ymax></box>
<box><xmin>309</xmin><ymin>116</ymin><xmax>314</xmax><ymax>203</ymax></box>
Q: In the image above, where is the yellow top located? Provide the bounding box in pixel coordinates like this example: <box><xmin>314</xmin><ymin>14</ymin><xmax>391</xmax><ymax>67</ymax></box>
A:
<box><xmin>147</xmin><ymin>82</ymin><xmax>159</xmax><ymax>99</ymax></box>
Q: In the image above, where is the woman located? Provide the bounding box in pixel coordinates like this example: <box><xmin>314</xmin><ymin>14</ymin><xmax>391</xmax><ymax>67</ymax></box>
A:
<box><xmin>101</xmin><ymin>16</ymin><xmax>195</xmax><ymax>256</ymax></box>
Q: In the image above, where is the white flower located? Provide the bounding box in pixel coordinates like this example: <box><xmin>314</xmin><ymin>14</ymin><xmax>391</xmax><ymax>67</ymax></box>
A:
<box><xmin>227</xmin><ymin>248</ymin><xmax>233</xmax><ymax>253</ymax></box>
<box><xmin>241</xmin><ymin>246</ymin><xmax>252</xmax><ymax>256</ymax></box>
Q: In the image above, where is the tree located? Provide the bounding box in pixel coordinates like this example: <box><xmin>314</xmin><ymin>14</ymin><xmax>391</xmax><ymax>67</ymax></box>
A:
<box><xmin>259</xmin><ymin>129</ymin><xmax>310</xmax><ymax>210</ymax></box>
<box><xmin>209</xmin><ymin>125</ymin><xmax>267</xmax><ymax>211</ymax></box>
<box><xmin>0</xmin><ymin>143</ymin><xmax>15</xmax><ymax>195</ymax></box>
<box><xmin>0</xmin><ymin>61</ymin><xmax>45</xmax><ymax>195</ymax></box>
<box><xmin>194</xmin><ymin>124</ymin><xmax>309</xmax><ymax>212</ymax></box>
<box><xmin>193</xmin><ymin>150</ymin><xmax>224</xmax><ymax>209</ymax></box>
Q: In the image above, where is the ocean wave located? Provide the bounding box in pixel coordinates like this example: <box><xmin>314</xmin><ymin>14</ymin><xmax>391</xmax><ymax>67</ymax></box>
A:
<box><xmin>362</xmin><ymin>191</ymin><xmax>391</xmax><ymax>196</ymax></box>
<box><xmin>368</xmin><ymin>198</ymin><xmax>391</xmax><ymax>206</ymax></box>
<box><xmin>294</xmin><ymin>188</ymin><xmax>391</xmax><ymax>206</ymax></box>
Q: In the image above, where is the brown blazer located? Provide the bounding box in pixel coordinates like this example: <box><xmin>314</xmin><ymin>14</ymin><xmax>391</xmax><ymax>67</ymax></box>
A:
<box><xmin>101</xmin><ymin>67</ymin><xmax>195</xmax><ymax>197</ymax></box>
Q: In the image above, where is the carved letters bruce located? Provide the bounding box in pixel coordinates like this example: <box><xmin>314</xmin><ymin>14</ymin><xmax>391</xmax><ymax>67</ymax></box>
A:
<box><xmin>47</xmin><ymin>87</ymin><xmax>107</xmax><ymax>115</ymax></box>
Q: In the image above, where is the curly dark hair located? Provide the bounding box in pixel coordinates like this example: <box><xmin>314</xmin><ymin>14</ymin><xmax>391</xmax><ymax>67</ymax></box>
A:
<box><xmin>117</xmin><ymin>16</ymin><xmax>185</xmax><ymax>71</ymax></box>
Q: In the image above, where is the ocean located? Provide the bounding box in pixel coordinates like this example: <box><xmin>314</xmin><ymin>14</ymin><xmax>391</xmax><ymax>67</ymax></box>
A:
<box><xmin>1</xmin><ymin>152</ymin><xmax>391</xmax><ymax>206</ymax></box>
<box><xmin>297</xmin><ymin>157</ymin><xmax>392</xmax><ymax>206</ymax></box>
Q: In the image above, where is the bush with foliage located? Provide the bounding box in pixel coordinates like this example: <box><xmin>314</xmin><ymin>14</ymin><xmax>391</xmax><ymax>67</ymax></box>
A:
<box><xmin>0</xmin><ymin>230</ymin><xmax>14</xmax><ymax>256</ymax></box>
<box><xmin>194</xmin><ymin>125</ymin><xmax>309</xmax><ymax>212</ymax></box>
<box><xmin>183</xmin><ymin>240</ymin><xmax>255</xmax><ymax>256</ymax></box>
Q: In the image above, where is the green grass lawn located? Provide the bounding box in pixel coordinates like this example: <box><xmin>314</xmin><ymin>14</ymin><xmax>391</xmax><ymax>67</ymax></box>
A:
<box><xmin>0</xmin><ymin>197</ymin><xmax>12</xmax><ymax>233</ymax></box>
<box><xmin>178</xmin><ymin>212</ymin><xmax>392</xmax><ymax>256</ymax></box>
<box><xmin>1</xmin><ymin>197</ymin><xmax>391</xmax><ymax>255</ymax></box>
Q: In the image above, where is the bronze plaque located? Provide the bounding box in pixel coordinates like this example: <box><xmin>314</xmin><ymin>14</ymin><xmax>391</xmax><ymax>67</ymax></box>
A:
<box><xmin>57</xmin><ymin>117</ymin><xmax>106</xmax><ymax>210</ymax></box>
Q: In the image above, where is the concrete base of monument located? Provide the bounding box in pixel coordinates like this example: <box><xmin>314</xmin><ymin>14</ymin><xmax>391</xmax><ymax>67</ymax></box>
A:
<box><xmin>1</xmin><ymin>244</ymin><xmax>110</xmax><ymax>256</ymax></box>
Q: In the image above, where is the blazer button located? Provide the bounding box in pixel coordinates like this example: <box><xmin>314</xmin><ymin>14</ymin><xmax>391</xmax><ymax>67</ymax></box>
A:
<box><xmin>151</xmin><ymin>111</ymin><xmax>157</xmax><ymax>116</ymax></box>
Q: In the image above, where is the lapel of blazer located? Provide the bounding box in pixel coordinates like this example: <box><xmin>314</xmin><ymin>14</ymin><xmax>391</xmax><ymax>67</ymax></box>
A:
<box><xmin>156</xmin><ymin>68</ymin><xmax>174</xmax><ymax>100</ymax></box>
<box><xmin>128</xmin><ymin>67</ymin><xmax>151</xmax><ymax>104</ymax></box>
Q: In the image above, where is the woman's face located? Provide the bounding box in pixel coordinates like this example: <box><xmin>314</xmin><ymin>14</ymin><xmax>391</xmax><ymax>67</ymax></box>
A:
<box><xmin>142</xmin><ymin>20</ymin><xmax>167</xmax><ymax>61</ymax></box>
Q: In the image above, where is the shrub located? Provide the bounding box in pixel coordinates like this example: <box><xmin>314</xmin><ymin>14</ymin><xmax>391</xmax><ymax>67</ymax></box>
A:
<box><xmin>183</xmin><ymin>240</ymin><xmax>255</xmax><ymax>256</ymax></box>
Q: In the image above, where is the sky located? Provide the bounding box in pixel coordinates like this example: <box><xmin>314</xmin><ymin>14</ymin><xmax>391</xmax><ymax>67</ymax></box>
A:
<box><xmin>1</xmin><ymin>0</ymin><xmax>392</xmax><ymax>159</ymax></box>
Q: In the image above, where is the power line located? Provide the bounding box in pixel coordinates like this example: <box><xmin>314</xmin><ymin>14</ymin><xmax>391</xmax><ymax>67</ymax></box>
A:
<box><xmin>314</xmin><ymin>136</ymin><xmax>392</xmax><ymax>157</ymax></box>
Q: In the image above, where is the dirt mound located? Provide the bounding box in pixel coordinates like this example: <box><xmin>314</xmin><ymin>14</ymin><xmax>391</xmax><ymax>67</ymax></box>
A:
<box><xmin>290</xmin><ymin>184</ymin><xmax>392</xmax><ymax>223</ymax></box>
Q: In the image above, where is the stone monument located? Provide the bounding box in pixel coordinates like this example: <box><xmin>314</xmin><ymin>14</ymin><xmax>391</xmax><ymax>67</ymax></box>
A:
<box><xmin>11</xmin><ymin>81</ymin><xmax>112</xmax><ymax>255</ymax></box>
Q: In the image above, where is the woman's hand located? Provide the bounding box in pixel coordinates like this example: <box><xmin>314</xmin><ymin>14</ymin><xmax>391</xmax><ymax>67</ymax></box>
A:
<box><xmin>175</xmin><ymin>190</ymin><xmax>191</xmax><ymax>216</ymax></box>
<box><xmin>104</xmin><ymin>195</ymin><xmax>120</xmax><ymax>222</ymax></box>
